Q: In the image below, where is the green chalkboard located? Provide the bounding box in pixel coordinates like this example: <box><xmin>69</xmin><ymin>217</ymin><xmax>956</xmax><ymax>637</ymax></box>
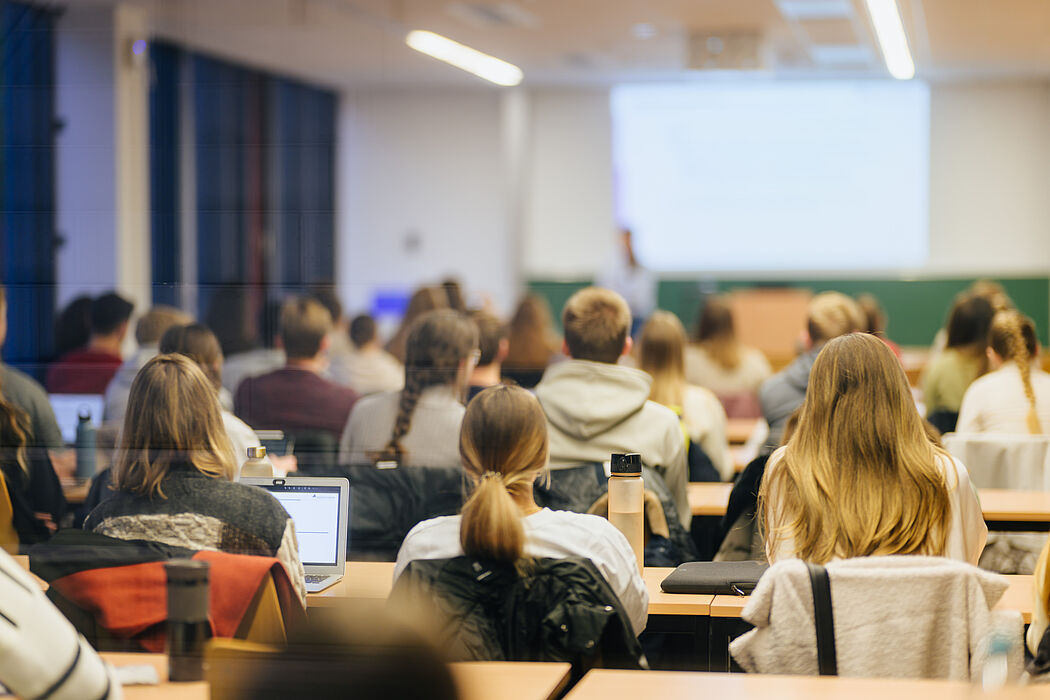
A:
<box><xmin>528</xmin><ymin>276</ymin><xmax>1050</xmax><ymax>347</ymax></box>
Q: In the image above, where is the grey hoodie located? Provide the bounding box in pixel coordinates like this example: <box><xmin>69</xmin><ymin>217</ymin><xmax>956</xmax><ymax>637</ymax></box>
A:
<box><xmin>758</xmin><ymin>347</ymin><xmax>820</xmax><ymax>452</ymax></box>
<box><xmin>534</xmin><ymin>359</ymin><xmax>691</xmax><ymax>528</ymax></box>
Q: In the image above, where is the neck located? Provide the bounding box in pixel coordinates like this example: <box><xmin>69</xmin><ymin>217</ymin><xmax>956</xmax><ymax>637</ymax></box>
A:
<box><xmin>286</xmin><ymin>356</ymin><xmax>326</xmax><ymax>374</ymax></box>
<box><xmin>470</xmin><ymin>363</ymin><xmax>502</xmax><ymax>387</ymax></box>
<box><xmin>512</xmin><ymin>482</ymin><xmax>541</xmax><ymax>516</ymax></box>
<box><xmin>88</xmin><ymin>335</ymin><xmax>122</xmax><ymax>355</ymax></box>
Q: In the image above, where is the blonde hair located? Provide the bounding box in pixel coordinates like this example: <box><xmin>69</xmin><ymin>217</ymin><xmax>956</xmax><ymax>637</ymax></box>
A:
<box><xmin>989</xmin><ymin>310</ymin><xmax>1042</xmax><ymax>435</ymax></box>
<box><xmin>135</xmin><ymin>306</ymin><xmax>192</xmax><ymax>345</ymax></box>
<box><xmin>504</xmin><ymin>295</ymin><xmax>559</xmax><ymax>370</ymax></box>
<box><xmin>159</xmin><ymin>323</ymin><xmax>224</xmax><ymax>392</ymax></box>
<box><xmin>113</xmin><ymin>354</ymin><xmax>236</xmax><ymax>498</ymax></box>
<box><xmin>459</xmin><ymin>385</ymin><xmax>548</xmax><ymax>565</ymax></box>
<box><xmin>0</xmin><ymin>288</ymin><xmax>29</xmax><ymax>477</ymax></box>
<box><xmin>279</xmin><ymin>297</ymin><xmax>332</xmax><ymax>359</ymax></box>
<box><xmin>562</xmin><ymin>287</ymin><xmax>631</xmax><ymax>364</ymax></box>
<box><xmin>1037</xmin><ymin>536</ymin><xmax>1050</xmax><ymax>626</ymax></box>
<box><xmin>694</xmin><ymin>296</ymin><xmax>740</xmax><ymax>370</ymax></box>
<box><xmin>806</xmin><ymin>292</ymin><xmax>865</xmax><ymax>345</ymax></box>
<box><xmin>638</xmin><ymin>311</ymin><xmax>687</xmax><ymax>408</ymax></box>
<box><xmin>760</xmin><ymin>333</ymin><xmax>952</xmax><ymax>564</ymax></box>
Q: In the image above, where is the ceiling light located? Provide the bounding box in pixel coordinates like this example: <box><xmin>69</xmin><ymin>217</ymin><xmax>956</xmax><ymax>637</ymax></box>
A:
<box><xmin>405</xmin><ymin>30</ymin><xmax>523</xmax><ymax>86</ymax></box>
<box><xmin>632</xmin><ymin>23</ymin><xmax>656</xmax><ymax>40</ymax></box>
<box><xmin>862</xmin><ymin>0</ymin><xmax>914</xmax><ymax>80</ymax></box>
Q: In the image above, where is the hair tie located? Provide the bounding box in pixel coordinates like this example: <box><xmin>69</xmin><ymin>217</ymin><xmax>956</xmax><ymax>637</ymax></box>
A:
<box><xmin>481</xmin><ymin>471</ymin><xmax>502</xmax><ymax>481</ymax></box>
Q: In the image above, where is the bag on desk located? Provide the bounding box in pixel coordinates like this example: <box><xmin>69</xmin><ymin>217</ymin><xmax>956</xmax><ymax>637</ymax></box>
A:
<box><xmin>660</xmin><ymin>561</ymin><xmax>768</xmax><ymax>595</ymax></box>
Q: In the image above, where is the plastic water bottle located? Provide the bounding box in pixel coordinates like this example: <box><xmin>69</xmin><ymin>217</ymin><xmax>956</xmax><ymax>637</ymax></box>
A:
<box><xmin>240</xmin><ymin>446</ymin><xmax>273</xmax><ymax>478</ymax></box>
<box><xmin>165</xmin><ymin>559</ymin><xmax>211</xmax><ymax>682</ymax></box>
<box><xmin>608</xmin><ymin>453</ymin><xmax>644</xmax><ymax>571</ymax></box>
<box><xmin>980</xmin><ymin>619</ymin><xmax>1016</xmax><ymax>690</ymax></box>
<box><xmin>74</xmin><ymin>410</ymin><xmax>96</xmax><ymax>479</ymax></box>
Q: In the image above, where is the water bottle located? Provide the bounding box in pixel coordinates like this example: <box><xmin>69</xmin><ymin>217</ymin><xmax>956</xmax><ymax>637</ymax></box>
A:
<box><xmin>74</xmin><ymin>410</ymin><xmax>96</xmax><ymax>479</ymax></box>
<box><xmin>165</xmin><ymin>559</ymin><xmax>211</xmax><ymax>682</ymax></box>
<box><xmin>240</xmin><ymin>446</ymin><xmax>273</xmax><ymax>478</ymax></box>
<box><xmin>980</xmin><ymin>618</ymin><xmax>1017</xmax><ymax>690</ymax></box>
<box><xmin>608</xmin><ymin>453</ymin><xmax>644</xmax><ymax>571</ymax></box>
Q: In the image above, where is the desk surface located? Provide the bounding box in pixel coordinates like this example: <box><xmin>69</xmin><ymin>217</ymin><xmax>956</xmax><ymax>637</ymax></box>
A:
<box><xmin>726</xmin><ymin>418</ymin><xmax>760</xmax><ymax>445</ymax></box>
<box><xmin>565</xmin><ymin>669</ymin><xmax>1046</xmax><ymax>700</ymax></box>
<box><xmin>101</xmin><ymin>653</ymin><xmax>206</xmax><ymax>699</ymax></box>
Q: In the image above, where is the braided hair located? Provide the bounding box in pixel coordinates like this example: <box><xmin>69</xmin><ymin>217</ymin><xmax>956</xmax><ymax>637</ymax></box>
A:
<box><xmin>370</xmin><ymin>310</ymin><xmax>478</xmax><ymax>465</ymax></box>
<box><xmin>989</xmin><ymin>310</ymin><xmax>1042</xmax><ymax>435</ymax></box>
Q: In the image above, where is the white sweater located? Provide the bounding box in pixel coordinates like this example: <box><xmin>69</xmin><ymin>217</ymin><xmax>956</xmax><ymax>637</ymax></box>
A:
<box><xmin>0</xmin><ymin>550</ymin><xmax>122</xmax><ymax>699</ymax></box>
<box><xmin>957</xmin><ymin>363</ymin><xmax>1050</xmax><ymax>435</ymax></box>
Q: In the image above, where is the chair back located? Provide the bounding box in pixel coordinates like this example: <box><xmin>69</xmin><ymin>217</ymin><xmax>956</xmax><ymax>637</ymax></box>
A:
<box><xmin>0</xmin><ymin>472</ymin><xmax>19</xmax><ymax>553</ymax></box>
<box><xmin>943</xmin><ymin>433</ymin><xmax>1050</xmax><ymax>490</ymax></box>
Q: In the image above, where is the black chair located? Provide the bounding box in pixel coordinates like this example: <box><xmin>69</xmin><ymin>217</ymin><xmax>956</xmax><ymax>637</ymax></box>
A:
<box><xmin>288</xmin><ymin>430</ymin><xmax>340</xmax><ymax>475</ymax></box>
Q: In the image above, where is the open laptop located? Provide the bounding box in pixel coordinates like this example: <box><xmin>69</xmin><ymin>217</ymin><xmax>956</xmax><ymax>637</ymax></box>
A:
<box><xmin>49</xmin><ymin>394</ymin><xmax>105</xmax><ymax>445</ymax></box>
<box><xmin>241</xmin><ymin>476</ymin><xmax>350</xmax><ymax>593</ymax></box>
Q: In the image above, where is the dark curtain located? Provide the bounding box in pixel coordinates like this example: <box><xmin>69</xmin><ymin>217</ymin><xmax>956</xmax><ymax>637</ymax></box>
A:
<box><xmin>0</xmin><ymin>1</ymin><xmax>57</xmax><ymax>380</ymax></box>
<box><xmin>148</xmin><ymin>41</ymin><xmax>181</xmax><ymax>307</ymax></box>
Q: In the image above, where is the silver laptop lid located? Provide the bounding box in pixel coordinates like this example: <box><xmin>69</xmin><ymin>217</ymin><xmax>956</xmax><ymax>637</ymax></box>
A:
<box><xmin>241</xmin><ymin>476</ymin><xmax>349</xmax><ymax>576</ymax></box>
<box><xmin>49</xmin><ymin>394</ymin><xmax>105</xmax><ymax>445</ymax></box>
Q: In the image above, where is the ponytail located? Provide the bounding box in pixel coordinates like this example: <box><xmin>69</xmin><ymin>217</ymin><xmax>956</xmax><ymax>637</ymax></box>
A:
<box><xmin>990</xmin><ymin>311</ymin><xmax>1042</xmax><ymax>435</ymax></box>
<box><xmin>459</xmin><ymin>471</ymin><xmax>525</xmax><ymax>563</ymax></box>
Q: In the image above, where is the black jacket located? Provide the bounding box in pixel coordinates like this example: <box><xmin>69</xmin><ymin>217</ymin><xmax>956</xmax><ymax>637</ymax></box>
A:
<box><xmin>390</xmin><ymin>556</ymin><xmax>645</xmax><ymax>677</ymax></box>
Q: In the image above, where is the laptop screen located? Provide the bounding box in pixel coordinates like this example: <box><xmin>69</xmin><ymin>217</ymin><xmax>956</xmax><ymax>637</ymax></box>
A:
<box><xmin>258</xmin><ymin>483</ymin><xmax>343</xmax><ymax>567</ymax></box>
<box><xmin>49</xmin><ymin>394</ymin><xmax>105</xmax><ymax>444</ymax></box>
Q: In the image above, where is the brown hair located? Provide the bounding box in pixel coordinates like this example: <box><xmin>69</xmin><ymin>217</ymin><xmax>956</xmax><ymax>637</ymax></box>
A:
<box><xmin>459</xmin><ymin>385</ymin><xmax>548</xmax><ymax>565</ymax></box>
<box><xmin>135</xmin><ymin>306</ymin><xmax>192</xmax><ymax>346</ymax></box>
<box><xmin>469</xmin><ymin>309</ymin><xmax>506</xmax><ymax>367</ymax></box>
<box><xmin>371</xmin><ymin>311</ymin><xmax>478</xmax><ymax>465</ymax></box>
<box><xmin>0</xmin><ymin>288</ymin><xmax>29</xmax><ymax>477</ymax></box>
<box><xmin>113</xmin><ymin>354</ymin><xmax>236</xmax><ymax>498</ymax></box>
<box><xmin>386</xmin><ymin>287</ymin><xmax>449</xmax><ymax>363</ymax></box>
<box><xmin>694</xmin><ymin>296</ymin><xmax>740</xmax><ymax>370</ymax></box>
<box><xmin>856</xmin><ymin>294</ymin><xmax>886</xmax><ymax>336</ymax></box>
<box><xmin>638</xmin><ymin>311</ymin><xmax>687</xmax><ymax>408</ymax></box>
<box><xmin>989</xmin><ymin>310</ymin><xmax>1042</xmax><ymax>434</ymax></box>
<box><xmin>806</xmin><ymin>292</ymin><xmax>865</xmax><ymax>345</ymax></box>
<box><xmin>760</xmin><ymin>333</ymin><xmax>952</xmax><ymax>564</ymax></box>
<box><xmin>280</xmin><ymin>297</ymin><xmax>333</xmax><ymax>360</ymax></box>
<box><xmin>562</xmin><ymin>287</ymin><xmax>631</xmax><ymax>364</ymax></box>
<box><xmin>503</xmin><ymin>295</ymin><xmax>559</xmax><ymax>370</ymax></box>
<box><xmin>159</xmin><ymin>323</ymin><xmax>224</xmax><ymax>392</ymax></box>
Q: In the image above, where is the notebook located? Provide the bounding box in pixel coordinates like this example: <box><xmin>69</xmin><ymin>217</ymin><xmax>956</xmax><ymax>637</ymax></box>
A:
<box><xmin>241</xmin><ymin>476</ymin><xmax>350</xmax><ymax>593</ymax></box>
<box><xmin>49</xmin><ymin>394</ymin><xmax>105</xmax><ymax>445</ymax></box>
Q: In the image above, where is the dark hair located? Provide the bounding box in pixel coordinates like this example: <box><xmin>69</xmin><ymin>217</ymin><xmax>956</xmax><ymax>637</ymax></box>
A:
<box><xmin>54</xmin><ymin>295</ymin><xmax>93</xmax><ymax>356</ymax></box>
<box><xmin>469</xmin><ymin>310</ymin><xmax>506</xmax><ymax>367</ymax></box>
<box><xmin>204</xmin><ymin>287</ymin><xmax>256</xmax><ymax>356</ymax></box>
<box><xmin>946</xmin><ymin>294</ymin><xmax>995</xmax><ymax>349</ymax></box>
<box><xmin>90</xmin><ymin>292</ymin><xmax>134</xmax><ymax>336</ymax></box>
<box><xmin>309</xmin><ymin>286</ymin><xmax>344</xmax><ymax>326</ymax></box>
<box><xmin>694</xmin><ymin>296</ymin><xmax>740</xmax><ymax>370</ymax></box>
<box><xmin>349</xmin><ymin>314</ymin><xmax>377</xmax><ymax>349</ymax></box>
<box><xmin>371</xmin><ymin>311</ymin><xmax>477</xmax><ymax>465</ymax></box>
<box><xmin>441</xmin><ymin>279</ymin><xmax>466</xmax><ymax>312</ymax></box>
<box><xmin>159</xmin><ymin>323</ymin><xmax>224</xmax><ymax>391</ymax></box>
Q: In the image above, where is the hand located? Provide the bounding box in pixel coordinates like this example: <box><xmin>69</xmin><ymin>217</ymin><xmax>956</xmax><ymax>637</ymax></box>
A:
<box><xmin>33</xmin><ymin>512</ymin><xmax>57</xmax><ymax>534</ymax></box>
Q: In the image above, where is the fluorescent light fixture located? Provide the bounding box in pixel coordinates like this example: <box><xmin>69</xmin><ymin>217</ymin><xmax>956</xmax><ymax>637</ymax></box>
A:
<box><xmin>863</xmin><ymin>0</ymin><xmax>914</xmax><ymax>80</ymax></box>
<box><xmin>406</xmin><ymin>30</ymin><xmax>523</xmax><ymax>86</ymax></box>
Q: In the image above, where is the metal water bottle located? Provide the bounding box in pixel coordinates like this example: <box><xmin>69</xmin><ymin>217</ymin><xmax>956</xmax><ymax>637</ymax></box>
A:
<box><xmin>74</xmin><ymin>410</ymin><xmax>96</xmax><ymax>479</ymax></box>
<box><xmin>608</xmin><ymin>453</ymin><xmax>644</xmax><ymax>571</ymax></box>
<box><xmin>165</xmin><ymin>559</ymin><xmax>211</xmax><ymax>682</ymax></box>
<box><xmin>240</xmin><ymin>446</ymin><xmax>273</xmax><ymax>478</ymax></box>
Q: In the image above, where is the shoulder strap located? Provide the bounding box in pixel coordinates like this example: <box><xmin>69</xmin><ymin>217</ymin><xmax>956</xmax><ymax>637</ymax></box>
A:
<box><xmin>805</xmin><ymin>562</ymin><xmax>837</xmax><ymax>676</ymax></box>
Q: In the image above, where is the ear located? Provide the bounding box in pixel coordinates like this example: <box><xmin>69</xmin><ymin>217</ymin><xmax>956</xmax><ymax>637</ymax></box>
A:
<box><xmin>561</xmin><ymin>339</ymin><xmax>571</xmax><ymax>358</ymax></box>
<box><xmin>319</xmin><ymin>334</ymin><xmax>331</xmax><ymax>355</ymax></box>
<box><xmin>987</xmin><ymin>346</ymin><xmax>1003</xmax><ymax>369</ymax></box>
<box><xmin>801</xmin><ymin>329</ymin><xmax>813</xmax><ymax>351</ymax></box>
<box><xmin>496</xmin><ymin>337</ymin><xmax>509</xmax><ymax>362</ymax></box>
<box><xmin>622</xmin><ymin>336</ymin><xmax>633</xmax><ymax>357</ymax></box>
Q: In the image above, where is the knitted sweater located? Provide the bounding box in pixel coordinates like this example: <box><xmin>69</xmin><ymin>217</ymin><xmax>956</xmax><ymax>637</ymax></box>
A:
<box><xmin>84</xmin><ymin>468</ymin><xmax>305</xmax><ymax>602</ymax></box>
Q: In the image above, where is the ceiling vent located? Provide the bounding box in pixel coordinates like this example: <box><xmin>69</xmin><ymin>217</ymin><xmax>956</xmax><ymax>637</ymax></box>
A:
<box><xmin>687</xmin><ymin>32</ymin><xmax>767</xmax><ymax>71</ymax></box>
<box><xmin>446</xmin><ymin>3</ymin><xmax>538</xmax><ymax>30</ymax></box>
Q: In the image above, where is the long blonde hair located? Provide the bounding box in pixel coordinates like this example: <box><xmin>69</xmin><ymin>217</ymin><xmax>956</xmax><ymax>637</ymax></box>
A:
<box><xmin>459</xmin><ymin>385</ymin><xmax>549</xmax><ymax>565</ymax></box>
<box><xmin>760</xmin><ymin>333</ymin><xmax>952</xmax><ymax>564</ymax></box>
<box><xmin>113</xmin><ymin>354</ymin><xmax>236</xmax><ymax>498</ymax></box>
<box><xmin>638</xmin><ymin>310</ymin><xmax>687</xmax><ymax>408</ymax></box>
<box><xmin>989</xmin><ymin>310</ymin><xmax>1042</xmax><ymax>435</ymax></box>
<box><xmin>0</xmin><ymin>288</ymin><xmax>30</xmax><ymax>477</ymax></box>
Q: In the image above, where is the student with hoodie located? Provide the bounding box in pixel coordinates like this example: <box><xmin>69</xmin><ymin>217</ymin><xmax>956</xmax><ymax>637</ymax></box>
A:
<box><xmin>758</xmin><ymin>291</ymin><xmax>865</xmax><ymax>452</ymax></box>
<box><xmin>534</xmin><ymin>287</ymin><xmax>691</xmax><ymax>529</ymax></box>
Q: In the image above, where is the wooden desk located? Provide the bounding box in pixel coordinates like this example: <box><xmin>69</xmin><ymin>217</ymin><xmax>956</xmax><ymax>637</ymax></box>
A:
<box><xmin>61</xmin><ymin>478</ymin><xmax>90</xmax><ymax>505</ymax></box>
<box><xmin>101</xmin><ymin>653</ymin><xmax>207</xmax><ymax>699</ymax></box>
<box><xmin>565</xmin><ymin>669</ymin><xmax>1047</xmax><ymax>700</ymax></box>
<box><xmin>644</xmin><ymin>567</ymin><xmax>713</xmax><ymax>616</ymax></box>
<box><xmin>451</xmin><ymin>662</ymin><xmax>571</xmax><ymax>700</ymax></box>
<box><xmin>726</xmin><ymin>418</ymin><xmax>759</xmax><ymax>445</ymax></box>
<box><xmin>688</xmin><ymin>482</ymin><xmax>733</xmax><ymax>517</ymax></box>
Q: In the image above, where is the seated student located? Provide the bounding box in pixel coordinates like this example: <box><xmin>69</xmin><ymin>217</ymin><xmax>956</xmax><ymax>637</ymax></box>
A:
<box><xmin>684</xmin><ymin>296</ymin><xmax>771</xmax><ymax>412</ymax></box>
<box><xmin>922</xmin><ymin>293</ymin><xmax>995</xmax><ymax>433</ymax></box>
<box><xmin>47</xmin><ymin>292</ymin><xmax>134</xmax><ymax>394</ymax></box>
<box><xmin>328</xmin><ymin>313</ymin><xmax>404</xmax><ymax>396</ymax></box>
<box><xmin>84</xmin><ymin>354</ymin><xmax>306</xmax><ymax>602</ymax></box>
<box><xmin>207</xmin><ymin>289</ymin><xmax>285</xmax><ymax>397</ymax></box>
<box><xmin>466</xmin><ymin>309</ymin><xmax>508</xmax><ymax>402</ymax></box>
<box><xmin>52</xmin><ymin>295</ymin><xmax>93</xmax><ymax>360</ymax></box>
<box><xmin>760</xmin><ymin>333</ymin><xmax>986</xmax><ymax>566</ymax></box>
<box><xmin>386</xmin><ymin>286</ymin><xmax>449</xmax><ymax>363</ymax></box>
<box><xmin>759</xmin><ymin>291</ymin><xmax>864</xmax><ymax>452</ymax></box>
<box><xmin>1028</xmin><ymin>537</ymin><xmax>1050</xmax><ymax>672</ymax></box>
<box><xmin>394</xmin><ymin>385</ymin><xmax>648</xmax><ymax>635</ymax></box>
<box><xmin>957</xmin><ymin>310</ymin><xmax>1050</xmax><ymax>435</ymax></box>
<box><xmin>857</xmin><ymin>293</ymin><xmax>902</xmax><ymax>359</ymax></box>
<box><xmin>103</xmin><ymin>305</ymin><xmax>191</xmax><ymax>424</ymax></box>
<box><xmin>160</xmin><ymin>323</ymin><xmax>274</xmax><ymax>475</ymax></box>
<box><xmin>502</xmin><ymin>295</ymin><xmax>560</xmax><ymax>389</ymax></box>
<box><xmin>0</xmin><ymin>548</ymin><xmax>120</xmax><ymax>699</ymax></box>
<box><xmin>637</xmin><ymin>311</ymin><xmax>733</xmax><ymax>481</ymax></box>
<box><xmin>235</xmin><ymin>297</ymin><xmax>358</xmax><ymax>441</ymax></box>
<box><xmin>534</xmin><ymin>287</ymin><xmax>690</xmax><ymax>528</ymax></box>
<box><xmin>339</xmin><ymin>310</ymin><xmax>477</xmax><ymax>467</ymax></box>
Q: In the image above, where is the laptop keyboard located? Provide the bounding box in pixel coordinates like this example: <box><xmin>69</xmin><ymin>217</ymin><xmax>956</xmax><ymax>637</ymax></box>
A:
<box><xmin>305</xmin><ymin>574</ymin><xmax>328</xmax><ymax>584</ymax></box>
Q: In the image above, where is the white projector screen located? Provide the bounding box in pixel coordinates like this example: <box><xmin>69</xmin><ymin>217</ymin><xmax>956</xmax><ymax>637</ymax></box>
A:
<box><xmin>610</xmin><ymin>81</ymin><xmax>930</xmax><ymax>272</ymax></box>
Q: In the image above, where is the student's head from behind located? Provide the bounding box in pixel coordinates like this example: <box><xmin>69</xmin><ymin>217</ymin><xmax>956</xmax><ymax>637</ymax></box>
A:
<box><xmin>280</xmin><ymin>297</ymin><xmax>333</xmax><ymax>361</ymax></box>
<box><xmin>349</xmin><ymin>314</ymin><xmax>378</xmax><ymax>350</ymax></box>
<box><xmin>562</xmin><ymin>287</ymin><xmax>632</xmax><ymax>364</ymax></box>
<box><xmin>309</xmin><ymin>286</ymin><xmax>345</xmax><ymax>329</ymax></box>
<box><xmin>459</xmin><ymin>385</ymin><xmax>549</xmax><ymax>564</ymax></box>
<box><xmin>91</xmin><ymin>292</ymin><xmax>135</xmax><ymax>339</ymax></box>
<box><xmin>695</xmin><ymin>296</ymin><xmax>735</xmax><ymax>343</ymax></box>
<box><xmin>988</xmin><ymin>309</ymin><xmax>1043</xmax><ymax>435</ymax></box>
<box><xmin>805</xmin><ymin>292</ymin><xmax>864</xmax><ymax>347</ymax></box>
<box><xmin>946</xmin><ymin>293</ymin><xmax>995</xmax><ymax>351</ymax></box>
<box><xmin>968</xmin><ymin>278</ymin><xmax>1013</xmax><ymax>312</ymax></box>
<box><xmin>762</xmin><ymin>333</ymin><xmax>951</xmax><ymax>564</ymax></box>
<box><xmin>114</xmin><ymin>353</ymin><xmax>235</xmax><ymax>497</ymax></box>
<box><xmin>54</xmin><ymin>295</ymin><xmax>94</xmax><ymax>356</ymax></box>
<box><xmin>159</xmin><ymin>323</ymin><xmax>224</xmax><ymax>392</ymax></box>
<box><xmin>469</xmin><ymin>309</ymin><xmax>508</xmax><ymax>370</ymax></box>
<box><xmin>637</xmin><ymin>311</ymin><xmax>687</xmax><ymax>407</ymax></box>
<box><xmin>135</xmin><ymin>306</ymin><xmax>192</xmax><ymax>347</ymax></box>
<box><xmin>856</xmin><ymin>294</ymin><xmax>886</xmax><ymax>336</ymax></box>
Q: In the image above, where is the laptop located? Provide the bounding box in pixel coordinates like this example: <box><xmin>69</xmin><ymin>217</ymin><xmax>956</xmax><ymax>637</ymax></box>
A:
<box><xmin>241</xmin><ymin>476</ymin><xmax>350</xmax><ymax>593</ymax></box>
<box><xmin>49</xmin><ymin>394</ymin><xmax>105</xmax><ymax>445</ymax></box>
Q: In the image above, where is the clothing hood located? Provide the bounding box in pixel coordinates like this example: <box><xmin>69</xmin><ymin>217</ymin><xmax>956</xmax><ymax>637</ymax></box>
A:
<box><xmin>780</xmin><ymin>348</ymin><xmax>819</xmax><ymax>394</ymax></box>
<box><xmin>534</xmin><ymin>359</ymin><xmax>653</xmax><ymax>440</ymax></box>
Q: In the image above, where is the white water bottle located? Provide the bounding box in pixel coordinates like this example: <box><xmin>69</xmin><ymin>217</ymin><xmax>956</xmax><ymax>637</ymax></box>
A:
<box><xmin>240</xmin><ymin>446</ymin><xmax>273</xmax><ymax>478</ymax></box>
<box><xmin>608</xmin><ymin>453</ymin><xmax>644</xmax><ymax>571</ymax></box>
